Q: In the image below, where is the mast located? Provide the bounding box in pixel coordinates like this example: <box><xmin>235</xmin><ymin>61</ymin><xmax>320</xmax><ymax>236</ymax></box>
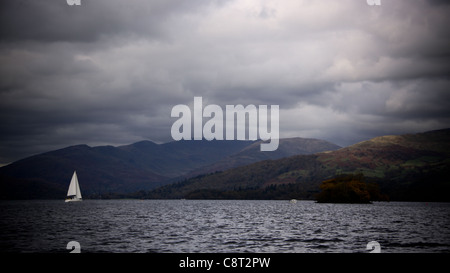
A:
<box><xmin>75</xmin><ymin>172</ymin><xmax>82</xmax><ymax>199</ymax></box>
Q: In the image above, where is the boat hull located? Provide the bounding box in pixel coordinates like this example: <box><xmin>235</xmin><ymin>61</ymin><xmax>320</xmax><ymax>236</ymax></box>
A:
<box><xmin>65</xmin><ymin>197</ymin><xmax>82</xmax><ymax>202</ymax></box>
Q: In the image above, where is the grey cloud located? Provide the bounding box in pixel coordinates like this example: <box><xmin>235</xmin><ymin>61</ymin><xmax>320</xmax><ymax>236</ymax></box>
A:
<box><xmin>0</xmin><ymin>0</ymin><xmax>214</xmax><ymax>43</ymax></box>
<box><xmin>1</xmin><ymin>0</ymin><xmax>450</xmax><ymax>164</ymax></box>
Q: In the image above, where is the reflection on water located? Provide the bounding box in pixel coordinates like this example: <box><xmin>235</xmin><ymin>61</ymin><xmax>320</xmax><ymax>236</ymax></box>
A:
<box><xmin>0</xmin><ymin>200</ymin><xmax>449</xmax><ymax>253</ymax></box>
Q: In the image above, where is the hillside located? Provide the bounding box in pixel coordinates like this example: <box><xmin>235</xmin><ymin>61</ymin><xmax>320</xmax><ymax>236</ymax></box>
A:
<box><xmin>145</xmin><ymin>129</ymin><xmax>450</xmax><ymax>202</ymax></box>
<box><xmin>187</xmin><ymin>137</ymin><xmax>340</xmax><ymax>176</ymax></box>
<box><xmin>0</xmin><ymin>137</ymin><xmax>339</xmax><ymax>199</ymax></box>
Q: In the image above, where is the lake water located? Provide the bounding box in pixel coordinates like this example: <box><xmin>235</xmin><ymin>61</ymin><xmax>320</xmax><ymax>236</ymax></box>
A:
<box><xmin>0</xmin><ymin>199</ymin><xmax>449</xmax><ymax>253</ymax></box>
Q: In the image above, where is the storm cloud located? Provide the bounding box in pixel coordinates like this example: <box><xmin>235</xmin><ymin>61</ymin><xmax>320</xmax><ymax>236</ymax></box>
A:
<box><xmin>1</xmin><ymin>0</ymin><xmax>450</xmax><ymax>164</ymax></box>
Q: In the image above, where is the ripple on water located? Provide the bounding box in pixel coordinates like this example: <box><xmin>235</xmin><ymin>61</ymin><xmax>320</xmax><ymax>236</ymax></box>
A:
<box><xmin>0</xmin><ymin>200</ymin><xmax>449</xmax><ymax>253</ymax></box>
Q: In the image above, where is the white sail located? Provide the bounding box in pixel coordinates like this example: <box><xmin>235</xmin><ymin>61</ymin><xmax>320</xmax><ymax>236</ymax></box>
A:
<box><xmin>75</xmin><ymin>174</ymin><xmax>82</xmax><ymax>199</ymax></box>
<box><xmin>66</xmin><ymin>171</ymin><xmax>82</xmax><ymax>202</ymax></box>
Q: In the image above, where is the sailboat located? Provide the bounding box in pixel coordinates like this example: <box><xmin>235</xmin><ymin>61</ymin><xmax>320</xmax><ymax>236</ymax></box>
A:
<box><xmin>65</xmin><ymin>171</ymin><xmax>82</xmax><ymax>202</ymax></box>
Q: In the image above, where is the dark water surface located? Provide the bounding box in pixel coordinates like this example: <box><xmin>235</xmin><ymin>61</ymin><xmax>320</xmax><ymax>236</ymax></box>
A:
<box><xmin>0</xmin><ymin>200</ymin><xmax>449</xmax><ymax>253</ymax></box>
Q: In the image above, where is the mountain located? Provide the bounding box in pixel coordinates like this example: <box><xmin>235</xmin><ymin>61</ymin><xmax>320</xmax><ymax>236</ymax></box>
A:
<box><xmin>0</xmin><ymin>137</ymin><xmax>340</xmax><ymax>199</ymax></box>
<box><xmin>187</xmin><ymin>137</ymin><xmax>341</xmax><ymax>176</ymax></box>
<box><xmin>0</xmin><ymin>144</ymin><xmax>167</xmax><ymax>199</ymax></box>
<box><xmin>145</xmin><ymin>129</ymin><xmax>450</xmax><ymax>202</ymax></box>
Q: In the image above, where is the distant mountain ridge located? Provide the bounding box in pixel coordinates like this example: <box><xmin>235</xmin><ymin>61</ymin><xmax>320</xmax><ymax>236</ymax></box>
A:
<box><xmin>145</xmin><ymin>129</ymin><xmax>450</xmax><ymax>202</ymax></box>
<box><xmin>187</xmin><ymin>137</ymin><xmax>341</xmax><ymax>176</ymax></box>
<box><xmin>0</xmin><ymin>137</ymin><xmax>340</xmax><ymax>199</ymax></box>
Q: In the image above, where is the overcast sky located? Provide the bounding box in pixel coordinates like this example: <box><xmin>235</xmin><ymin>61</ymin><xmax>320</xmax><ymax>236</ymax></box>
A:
<box><xmin>1</xmin><ymin>0</ymin><xmax>450</xmax><ymax>164</ymax></box>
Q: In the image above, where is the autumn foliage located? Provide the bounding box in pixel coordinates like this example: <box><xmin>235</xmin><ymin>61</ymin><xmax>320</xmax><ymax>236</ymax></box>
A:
<box><xmin>316</xmin><ymin>174</ymin><xmax>388</xmax><ymax>203</ymax></box>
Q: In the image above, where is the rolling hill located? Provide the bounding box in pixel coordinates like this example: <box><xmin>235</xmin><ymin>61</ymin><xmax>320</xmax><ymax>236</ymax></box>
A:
<box><xmin>186</xmin><ymin>137</ymin><xmax>341</xmax><ymax>176</ymax></box>
<box><xmin>0</xmin><ymin>137</ymin><xmax>340</xmax><ymax>199</ymax></box>
<box><xmin>145</xmin><ymin>129</ymin><xmax>450</xmax><ymax>202</ymax></box>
